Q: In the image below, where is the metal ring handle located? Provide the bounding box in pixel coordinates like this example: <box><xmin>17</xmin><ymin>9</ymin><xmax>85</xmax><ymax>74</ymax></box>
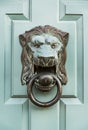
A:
<box><xmin>27</xmin><ymin>73</ymin><xmax>62</xmax><ymax>107</ymax></box>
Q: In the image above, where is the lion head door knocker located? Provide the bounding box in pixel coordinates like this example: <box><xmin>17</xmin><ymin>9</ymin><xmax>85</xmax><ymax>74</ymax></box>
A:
<box><xmin>19</xmin><ymin>25</ymin><xmax>69</xmax><ymax>107</ymax></box>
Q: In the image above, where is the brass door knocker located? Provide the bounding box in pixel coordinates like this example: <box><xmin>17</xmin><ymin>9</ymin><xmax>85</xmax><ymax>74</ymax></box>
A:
<box><xmin>19</xmin><ymin>25</ymin><xmax>69</xmax><ymax>107</ymax></box>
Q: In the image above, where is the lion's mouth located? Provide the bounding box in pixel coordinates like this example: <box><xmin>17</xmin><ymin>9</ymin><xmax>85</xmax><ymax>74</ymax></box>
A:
<box><xmin>34</xmin><ymin>65</ymin><xmax>56</xmax><ymax>74</ymax></box>
<box><xmin>31</xmin><ymin>58</ymin><xmax>57</xmax><ymax>92</ymax></box>
<box><xmin>33</xmin><ymin>65</ymin><xmax>56</xmax><ymax>92</ymax></box>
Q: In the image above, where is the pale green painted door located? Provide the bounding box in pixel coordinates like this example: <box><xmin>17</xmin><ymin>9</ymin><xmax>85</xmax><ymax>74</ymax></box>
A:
<box><xmin>0</xmin><ymin>0</ymin><xmax>88</xmax><ymax>130</ymax></box>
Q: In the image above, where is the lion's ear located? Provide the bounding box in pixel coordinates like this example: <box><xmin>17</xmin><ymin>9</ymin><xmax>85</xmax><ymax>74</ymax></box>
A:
<box><xmin>62</xmin><ymin>32</ymin><xmax>69</xmax><ymax>46</ymax></box>
<box><xmin>19</xmin><ymin>34</ymin><xmax>27</xmax><ymax>47</ymax></box>
<box><xmin>59</xmin><ymin>31</ymin><xmax>69</xmax><ymax>46</ymax></box>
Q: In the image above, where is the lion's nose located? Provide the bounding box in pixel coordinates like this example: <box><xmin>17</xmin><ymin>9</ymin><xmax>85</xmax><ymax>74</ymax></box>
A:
<box><xmin>38</xmin><ymin>56</ymin><xmax>55</xmax><ymax>66</ymax></box>
<box><xmin>43</xmin><ymin>57</ymin><xmax>49</xmax><ymax>63</ymax></box>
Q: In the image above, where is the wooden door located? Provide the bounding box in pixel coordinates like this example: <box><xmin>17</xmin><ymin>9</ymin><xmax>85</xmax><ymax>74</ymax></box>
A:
<box><xmin>0</xmin><ymin>0</ymin><xmax>88</xmax><ymax>130</ymax></box>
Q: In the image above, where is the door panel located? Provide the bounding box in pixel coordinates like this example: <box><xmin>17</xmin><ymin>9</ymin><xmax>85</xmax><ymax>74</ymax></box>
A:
<box><xmin>0</xmin><ymin>0</ymin><xmax>88</xmax><ymax>130</ymax></box>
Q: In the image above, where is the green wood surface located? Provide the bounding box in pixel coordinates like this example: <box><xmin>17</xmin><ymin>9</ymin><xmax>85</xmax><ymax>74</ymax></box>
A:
<box><xmin>0</xmin><ymin>0</ymin><xmax>88</xmax><ymax>130</ymax></box>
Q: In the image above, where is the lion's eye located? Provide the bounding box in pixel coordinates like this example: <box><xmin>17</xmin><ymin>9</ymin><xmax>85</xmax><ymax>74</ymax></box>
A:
<box><xmin>34</xmin><ymin>44</ymin><xmax>40</xmax><ymax>48</ymax></box>
<box><xmin>51</xmin><ymin>43</ymin><xmax>57</xmax><ymax>49</ymax></box>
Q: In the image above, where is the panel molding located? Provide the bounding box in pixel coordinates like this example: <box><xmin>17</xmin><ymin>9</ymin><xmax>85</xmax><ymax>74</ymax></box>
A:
<box><xmin>4</xmin><ymin>14</ymin><xmax>30</xmax><ymax>103</ymax></box>
<box><xmin>59</xmin><ymin>0</ymin><xmax>84</xmax><ymax>103</ymax></box>
<box><xmin>59</xmin><ymin>1</ymin><xmax>88</xmax><ymax>130</ymax></box>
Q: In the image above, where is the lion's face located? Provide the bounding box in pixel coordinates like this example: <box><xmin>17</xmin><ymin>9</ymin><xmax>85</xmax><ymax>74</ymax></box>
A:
<box><xmin>27</xmin><ymin>34</ymin><xmax>63</xmax><ymax>78</ymax></box>
<box><xmin>28</xmin><ymin>34</ymin><xmax>63</xmax><ymax>66</ymax></box>
<box><xmin>19</xmin><ymin>25</ymin><xmax>69</xmax><ymax>85</ymax></box>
